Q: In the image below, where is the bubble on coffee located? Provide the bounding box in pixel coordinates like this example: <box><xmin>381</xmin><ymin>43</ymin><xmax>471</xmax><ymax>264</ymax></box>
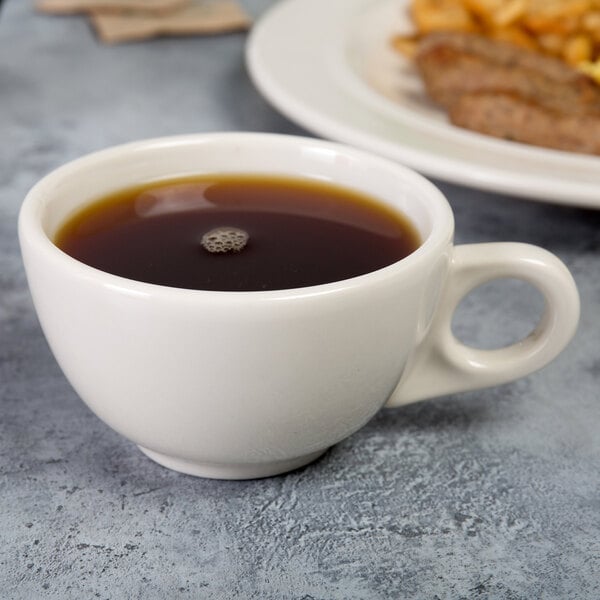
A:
<box><xmin>201</xmin><ymin>226</ymin><xmax>249</xmax><ymax>254</ymax></box>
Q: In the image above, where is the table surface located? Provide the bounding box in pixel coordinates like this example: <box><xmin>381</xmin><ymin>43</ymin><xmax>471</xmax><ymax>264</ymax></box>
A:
<box><xmin>2</xmin><ymin>1</ymin><xmax>599</xmax><ymax>598</ymax></box>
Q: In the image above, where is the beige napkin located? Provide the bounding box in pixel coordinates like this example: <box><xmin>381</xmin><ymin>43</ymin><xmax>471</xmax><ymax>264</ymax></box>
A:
<box><xmin>36</xmin><ymin>0</ymin><xmax>190</xmax><ymax>15</ymax></box>
<box><xmin>36</xmin><ymin>0</ymin><xmax>252</xmax><ymax>44</ymax></box>
<box><xmin>91</xmin><ymin>0</ymin><xmax>251</xmax><ymax>44</ymax></box>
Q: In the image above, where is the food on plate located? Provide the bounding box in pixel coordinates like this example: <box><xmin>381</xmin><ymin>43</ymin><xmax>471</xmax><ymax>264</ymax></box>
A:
<box><xmin>416</xmin><ymin>32</ymin><xmax>600</xmax><ymax>116</ymax></box>
<box><xmin>392</xmin><ymin>0</ymin><xmax>600</xmax><ymax>77</ymax></box>
<box><xmin>414</xmin><ymin>32</ymin><xmax>600</xmax><ymax>154</ymax></box>
<box><xmin>450</xmin><ymin>92</ymin><xmax>600</xmax><ymax>155</ymax></box>
<box><xmin>392</xmin><ymin>1</ymin><xmax>600</xmax><ymax>154</ymax></box>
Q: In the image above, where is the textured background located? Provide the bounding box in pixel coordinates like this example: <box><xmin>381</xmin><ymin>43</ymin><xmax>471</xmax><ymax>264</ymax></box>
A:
<box><xmin>1</xmin><ymin>1</ymin><xmax>599</xmax><ymax>598</ymax></box>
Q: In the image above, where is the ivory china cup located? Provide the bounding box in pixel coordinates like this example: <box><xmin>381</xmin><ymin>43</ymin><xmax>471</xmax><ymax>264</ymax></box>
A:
<box><xmin>19</xmin><ymin>133</ymin><xmax>580</xmax><ymax>479</ymax></box>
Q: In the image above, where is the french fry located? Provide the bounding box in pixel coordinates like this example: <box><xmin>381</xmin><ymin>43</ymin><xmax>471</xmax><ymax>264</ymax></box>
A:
<box><xmin>462</xmin><ymin>0</ymin><xmax>499</xmax><ymax>20</ymax></box>
<box><xmin>463</xmin><ymin>0</ymin><xmax>523</xmax><ymax>27</ymax></box>
<box><xmin>390</xmin><ymin>34</ymin><xmax>419</xmax><ymax>58</ymax></box>
<box><xmin>537</xmin><ymin>32</ymin><xmax>568</xmax><ymax>55</ymax></box>
<box><xmin>524</xmin><ymin>14</ymin><xmax>581</xmax><ymax>36</ymax></box>
<box><xmin>563</xmin><ymin>33</ymin><xmax>594</xmax><ymax>64</ymax></box>
<box><xmin>492</xmin><ymin>0</ymin><xmax>527</xmax><ymax>28</ymax></box>
<box><xmin>488</xmin><ymin>26</ymin><xmax>538</xmax><ymax>50</ymax></box>
<box><xmin>582</xmin><ymin>11</ymin><xmax>600</xmax><ymax>33</ymax></box>
<box><xmin>395</xmin><ymin>0</ymin><xmax>600</xmax><ymax>74</ymax></box>
<box><xmin>411</xmin><ymin>0</ymin><xmax>477</xmax><ymax>33</ymax></box>
<box><xmin>578</xmin><ymin>59</ymin><xmax>600</xmax><ymax>82</ymax></box>
<box><xmin>525</xmin><ymin>0</ymin><xmax>590</xmax><ymax>19</ymax></box>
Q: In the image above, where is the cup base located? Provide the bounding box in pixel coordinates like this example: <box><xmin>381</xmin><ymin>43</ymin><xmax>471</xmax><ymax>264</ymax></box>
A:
<box><xmin>137</xmin><ymin>446</ymin><xmax>328</xmax><ymax>479</ymax></box>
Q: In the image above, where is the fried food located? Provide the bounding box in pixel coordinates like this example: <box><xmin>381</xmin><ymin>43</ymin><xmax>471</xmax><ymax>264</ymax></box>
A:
<box><xmin>392</xmin><ymin>0</ymin><xmax>600</xmax><ymax>77</ymax></box>
<box><xmin>414</xmin><ymin>31</ymin><xmax>600</xmax><ymax>154</ymax></box>
<box><xmin>391</xmin><ymin>1</ymin><xmax>600</xmax><ymax>154</ymax></box>
<box><xmin>450</xmin><ymin>92</ymin><xmax>600</xmax><ymax>154</ymax></box>
<box><xmin>416</xmin><ymin>32</ymin><xmax>600</xmax><ymax>116</ymax></box>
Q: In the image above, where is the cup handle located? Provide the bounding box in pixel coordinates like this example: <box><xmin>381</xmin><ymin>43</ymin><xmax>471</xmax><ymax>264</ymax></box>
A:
<box><xmin>386</xmin><ymin>243</ymin><xmax>580</xmax><ymax>406</ymax></box>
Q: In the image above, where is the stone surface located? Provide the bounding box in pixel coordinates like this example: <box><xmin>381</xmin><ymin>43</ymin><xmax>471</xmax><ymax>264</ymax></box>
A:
<box><xmin>1</xmin><ymin>1</ymin><xmax>599</xmax><ymax>598</ymax></box>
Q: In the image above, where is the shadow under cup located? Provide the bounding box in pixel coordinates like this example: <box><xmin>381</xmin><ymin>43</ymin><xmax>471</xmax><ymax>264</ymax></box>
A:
<box><xmin>18</xmin><ymin>133</ymin><xmax>468</xmax><ymax>479</ymax></box>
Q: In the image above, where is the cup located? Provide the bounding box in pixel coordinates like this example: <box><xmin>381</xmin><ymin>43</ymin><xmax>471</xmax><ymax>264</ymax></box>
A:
<box><xmin>19</xmin><ymin>133</ymin><xmax>580</xmax><ymax>479</ymax></box>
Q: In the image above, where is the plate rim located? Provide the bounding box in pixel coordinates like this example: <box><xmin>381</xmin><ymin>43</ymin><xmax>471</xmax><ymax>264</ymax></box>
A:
<box><xmin>246</xmin><ymin>0</ymin><xmax>600</xmax><ymax>208</ymax></box>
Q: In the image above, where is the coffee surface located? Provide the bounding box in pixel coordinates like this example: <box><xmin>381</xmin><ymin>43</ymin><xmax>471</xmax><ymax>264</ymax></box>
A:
<box><xmin>54</xmin><ymin>175</ymin><xmax>421</xmax><ymax>291</ymax></box>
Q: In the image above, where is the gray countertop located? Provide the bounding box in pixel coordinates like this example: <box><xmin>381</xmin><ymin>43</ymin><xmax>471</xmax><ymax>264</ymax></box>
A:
<box><xmin>1</xmin><ymin>1</ymin><xmax>599</xmax><ymax>598</ymax></box>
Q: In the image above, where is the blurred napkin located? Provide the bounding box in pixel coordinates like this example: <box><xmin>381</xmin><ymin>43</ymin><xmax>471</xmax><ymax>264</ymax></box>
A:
<box><xmin>36</xmin><ymin>0</ymin><xmax>252</xmax><ymax>44</ymax></box>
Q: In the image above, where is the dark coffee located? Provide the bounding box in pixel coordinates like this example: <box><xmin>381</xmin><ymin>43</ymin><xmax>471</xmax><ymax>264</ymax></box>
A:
<box><xmin>54</xmin><ymin>175</ymin><xmax>421</xmax><ymax>291</ymax></box>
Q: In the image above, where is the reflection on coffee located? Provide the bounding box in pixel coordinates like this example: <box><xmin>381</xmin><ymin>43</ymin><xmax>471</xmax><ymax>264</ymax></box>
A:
<box><xmin>54</xmin><ymin>175</ymin><xmax>421</xmax><ymax>291</ymax></box>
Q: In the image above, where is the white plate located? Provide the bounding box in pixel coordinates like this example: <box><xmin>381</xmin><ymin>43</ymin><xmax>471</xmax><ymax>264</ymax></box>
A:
<box><xmin>246</xmin><ymin>0</ymin><xmax>600</xmax><ymax>208</ymax></box>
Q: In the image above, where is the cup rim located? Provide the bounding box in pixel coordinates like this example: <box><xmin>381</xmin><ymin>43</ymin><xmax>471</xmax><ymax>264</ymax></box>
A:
<box><xmin>19</xmin><ymin>132</ymin><xmax>454</xmax><ymax>300</ymax></box>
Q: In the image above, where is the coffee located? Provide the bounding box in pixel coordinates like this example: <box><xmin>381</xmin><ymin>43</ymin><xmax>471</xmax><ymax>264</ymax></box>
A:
<box><xmin>54</xmin><ymin>174</ymin><xmax>421</xmax><ymax>291</ymax></box>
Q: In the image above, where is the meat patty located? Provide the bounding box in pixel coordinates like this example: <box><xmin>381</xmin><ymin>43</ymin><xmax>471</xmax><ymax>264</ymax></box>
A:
<box><xmin>450</xmin><ymin>92</ymin><xmax>600</xmax><ymax>155</ymax></box>
<box><xmin>416</xmin><ymin>32</ymin><xmax>600</xmax><ymax>116</ymax></box>
<box><xmin>414</xmin><ymin>31</ymin><xmax>600</xmax><ymax>154</ymax></box>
